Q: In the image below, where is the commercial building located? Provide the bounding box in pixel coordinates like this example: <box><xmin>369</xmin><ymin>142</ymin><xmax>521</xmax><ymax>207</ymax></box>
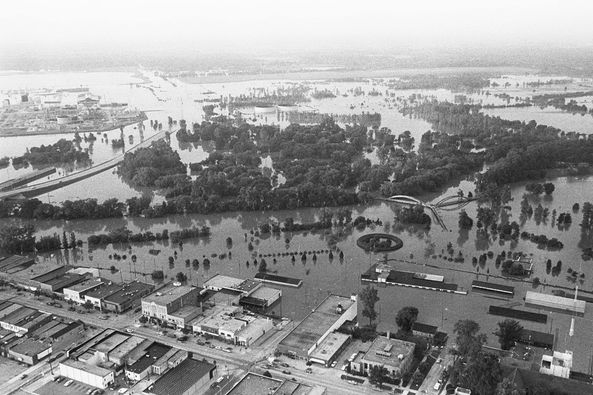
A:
<box><xmin>525</xmin><ymin>291</ymin><xmax>586</xmax><ymax>315</ymax></box>
<box><xmin>0</xmin><ymin>305</ymin><xmax>52</xmax><ymax>334</ymax></box>
<box><xmin>63</xmin><ymin>278</ymin><xmax>105</xmax><ymax>304</ymax></box>
<box><xmin>308</xmin><ymin>332</ymin><xmax>351</xmax><ymax>367</ymax></box>
<box><xmin>226</xmin><ymin>372</ymin><xmax>326</xmax><ymax>395</ymax></box>
<box><xmin>84</xmin><ymin>283</ymin><xmax>123</xmax><ymax>310</ymax></box>
<box><xmin>102</xmin><ymin>281</ymin><xmax>154</xmax><ymax>313</ymax></box>
<box><xmin>540</xmin><ymin>350</ymin><xmax>573</xmax><ymax>378</ymax></box>
<box><xmin>239</xmin><ymin>286</ymin><xmax>282</xmax><ymax>313</ymax></box>
<box><xmin>59</xmin><ymin>359</ymin><xmax>115</xmax><ymax>389</ymax></box>
<box><xmin>107</xmin><ymin>336</ymin><xmax>146</xmax><ymax>366</ymax></box>
<box><xmin>350</xmin><ymin>336</ymin><xmax>415</xmax><ymax>378</ymax></box>
<box><xmin>167</xmin><ymin>305</ymin><xmax>202</xmax><ymax>329</ymax></box>
<box><xmin>8</xmin><ymin>338</ymin><xmax>52</xmax><ymax>365</ymax></box>
<box><xmin>236</xmin><ymin>317</ymin><xmax>274</xmax><ymax>347</ymax></box>
<box><xmin>145</xmin><ymin>357</ymin><xmax>216</xmax><ymax>395</ymax></box>
<box><xmin>141</xmin><ymin>283</ymin><xmax>199</xmax><ymax>322</ymax></box>
<box><xmin>194</xmin><ymin>309</ymin><xmax>246</xmax><ymax>343</ymax></box>
<box><xmin>126</xmin><ymin>343</ymin><xmax>171</xmax><ymax>381</ymax></box>
<box><xmin>277</xmin><ymin>294</ymin><xmax>357</xmax><ymax>359</ymax></box>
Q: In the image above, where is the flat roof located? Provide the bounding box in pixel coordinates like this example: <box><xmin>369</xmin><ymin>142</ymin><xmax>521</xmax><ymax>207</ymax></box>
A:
<box><xmin>309</xmin><ymin>332</ymin><xmax>351</xmax><ymax>362</ymax></box>
<box><xmin>168</xmin><ymin>305</ymin><xmax>201</xmax><ymax>320</ymax></box>
<box><xmin>104</xmin><ymin>281</ymin><xmax>153</xmax><ymax>305</ymax></box>
<box><xmin>204</xmin><ymin>274</ymin><xmax>244</xmax><ymax>290</ymax></box>
<box><xmin>472</xmin><ymin>280</ymin><xmax>515</xmax><ymax>293</ymax></box>
<box><xmin>250</xmin><ymin>286</ymin><xmax>282</xmax><ymax>301</ymax></box>
<box><xmin>147</xmin><ymin>357</ymin><xmax>215</xmax><ymax>395</ymax></box>
<box><xmin>200</xmin><ymin>314</ymin><xmax>245</xmax><ymax>334</ymax></box>
<box><xmin>42</xmin><ymin>273</ymin><xmax>86</xmax><ymax>290</ymax></box>
<box><xmin>361</xmin><ymin>336</ymin><xmax>415</xmax><ymax>368</ymax></box>
<box><xmin>108</xmin><ymin>336</ymin><xmax>146</xmax><ymax>362</ymax></box>
<box><xmin>64</xmin><ymin>278</ymin><xmax>104</xmax><ymax>293</ymax></box>
<box><xmin>412</xmin><ymin>322</ymin><xmax>438</xmax><ymax>335</ymax></box>
<box><xmin>85</xmin><ymin>283</ymin><xmax>124</xmax><ymax>300</ymax></box>
<box><xmin>0</xmin><ymin>303</ymin><xmax>21</xmax><ymax>318</ymax></box>
<box><xmin>0</xmin><ymin>255</ymin><xmax>34</xmax><ymax>271</ymax></box>
<box><xmin>61</xmin><ymin>359</ymin><xmax>113</xmax><ymax>377</ymax></box>
<box><xmin>127</xmin><ymin>343</ymin><xmax>171</xmax><ymax>373</ymax></box>
<box><xmin>1</xmin><ymin>306</ymin><xmax>37</xmax><ymax>325</ymax></box>
<box><xmin>227</xmin><ymin>372</ymin><xmax>283</xmax><ymax>395</ymax></box>
<box><xmin>526</xmin><ymin>291</ymin><xmax>586</xmax><ymax>313</ymax></box>
<box><xmin>30</xmin><ymin>266</ymin><xmax>70</xmax><ymax>283</ymax></box>
<box><xmin>279</xmin><ymin>294</ymin><xmax>354</xmax><ymax>353</ymax></box>
<box><xmin>29</xmin><ymin>320</ymin><xmax>62</xmax><ymax>338</ymax></box>
<box><xmin>236</xmin><ymin>317</ymin><xmax>272</xmax><ymax>341</ymax></box>
<box><xmin>94</xmin><ymin>333</ymin><xmax>130</xmax><ymax>354</ymax></box>
<box><xmin>10</xmin><ymin>338</ymin><xmax>51</xmax><ymax>356</ymax></box>
<box><xmin>142</xmin><ymin>283</ymin><xmax>197</xmax><ymax>306</ymax></box>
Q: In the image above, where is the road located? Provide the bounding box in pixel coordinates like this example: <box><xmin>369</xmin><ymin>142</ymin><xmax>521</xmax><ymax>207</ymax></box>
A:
<box><xmin>0</xmin><ymin>291</ymin><xmax>385</xmax><ymax>395</ymax></box>
<box><xmin>0</xmin><ymin>129</ymin><xmax>169</xmax><ymax>201</ymax></box>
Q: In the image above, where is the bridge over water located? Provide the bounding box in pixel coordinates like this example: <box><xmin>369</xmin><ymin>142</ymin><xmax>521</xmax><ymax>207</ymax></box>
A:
<box><xmin>0</xmin><ymin>130</ymin><xmax>169</xmax><ymax>201</ymax></box>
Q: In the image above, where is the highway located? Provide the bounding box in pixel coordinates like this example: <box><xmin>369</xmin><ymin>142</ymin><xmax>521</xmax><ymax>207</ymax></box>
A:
<box><xmin>0</xmin><ymin>129</ymin><xmax>169</xmax><ymax>201</ymax></box>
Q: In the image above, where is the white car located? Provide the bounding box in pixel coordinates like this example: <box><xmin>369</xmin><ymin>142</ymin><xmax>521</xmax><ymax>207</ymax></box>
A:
<box><xmin>64</xmin><ymin>379</ymin><xmax>73</xmax><ymax>387</ymax></box>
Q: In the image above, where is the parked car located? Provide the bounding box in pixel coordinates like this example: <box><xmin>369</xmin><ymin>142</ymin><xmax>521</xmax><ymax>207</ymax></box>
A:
<box><xmin>331</xmin><ymin>361</ymin><xmax>337</xmax><ymax>368</ymax></box>
<box><xmin>64</xmin><ymin>379</ymin><xmax>74</xmax><ymax>387</ymax></box>
<box><xmin>282</xmin><ymin>370</ymin><xmax>291</xmax><ymax>375</ymax></box>
<box><xmin>305</xmin><ymin>368</ymin><xmax>313</xmax><ymax>374</ymax></box>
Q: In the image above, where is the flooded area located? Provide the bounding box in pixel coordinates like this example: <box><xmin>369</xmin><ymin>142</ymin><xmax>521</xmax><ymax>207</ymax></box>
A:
<box><xmin>2</xmin><ymin>70</ymin><xmax>593</xmax><ymax>370</ymax></box>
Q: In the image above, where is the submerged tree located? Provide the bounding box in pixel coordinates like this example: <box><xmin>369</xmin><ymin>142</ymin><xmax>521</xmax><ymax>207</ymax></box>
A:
<box><xmin>360</xmin><ymin>285</ymin><xmax>380</xmax><ymax>326</ymax></box>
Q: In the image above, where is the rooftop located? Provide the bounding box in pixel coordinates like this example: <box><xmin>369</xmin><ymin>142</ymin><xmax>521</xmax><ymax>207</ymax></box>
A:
<box><xmin>199</xmin><ymin>314</ymin><xmax>245</xmax><ymax>334</ymax></box>
<box><xmin>94</xmin><ymin>333</ymin><xmax>130</xmax><ymax>354</ymax></box>
<box><xmin>146</xmin><ymin>357</ymin><xmax>215</xmax><ymax>395</ymax></box>
<box><xmin>10</xmin><ymin>338</ymin><xmax>51</xmax><ymax>356</ymax></box>
<box><xmin>108</xmin><ymin>336</ymin><xmax>146</xmax><ymax>362</ymax></box>
<box><xmin>142</xmin><ymin>283</ymin><xmax>197</xmax><ymax>306</ymax></box>
<box><xmin>361</xmin><ymin>336</ymin><xmax>415</xmax><ymax>368</ymax></box>
<box><xmin>309</xmin><ymin>332</ymin><xmax>351</xmax><ymax>362</ymax></box>
<box><xmin>204</xmin><ymin>275</ymin><xmax>245</xmax><ymax>291</ymax></box>
<box><xmin>127</xmin><ymin>343</ymin><xmax>171</xmax><ymax>374</ymax></box>
<box><xmin>104</xmin><ymin>281</ymin><xmax>153</xmax><ymax>305</ymax></box>
<box><xmin>85</xmin><ymin>283</ymin><xmax>124</xmax><ymax>300</ymax></box>
<box><xmin>279</xmin><ymin>294</ymin><xmax>354</xmax><ymax>353</ymax></box>
<box><xmin>0</xmin><ymin>255</ymin><xmax>34</xmax><ymax>272</ymax></box>
<box><xmin>250</xmin><ymin>286</ymin><xmax>282</xmax><ymax>301</ymax></box>
<box><xmin>61</xmin><ymin>359</ymin><xmax>113</xmax><ymax>377</ymax></box>
<box><xmin>63</xmin><ymin>277</ymin><xmax>104</xmax><ymax>293</ymax></box>
<box><xmin>168</xmin><ymin>305</ymin><xmax>201</xmax><ymax>320</ymax></box>
<box><xmin>412</xmin><ymin>322</ymin><xmax>438</xmax><ymax>335</ymax></box>
<box><xmin>1</xmin><ymin>306</ymin><xmax>37</xmax><ymax>325</ymax></box>
<box><xmin>227</xmin><ymin>372</ymin><xmax>283</xmax><ymax>395</ymax></box>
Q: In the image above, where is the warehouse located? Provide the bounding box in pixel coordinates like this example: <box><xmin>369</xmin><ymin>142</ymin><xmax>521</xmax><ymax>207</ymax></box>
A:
<box><xmin>525</xmin><ymin>291</ymin><xmax>586</xmax><ymax>315</ymax></box>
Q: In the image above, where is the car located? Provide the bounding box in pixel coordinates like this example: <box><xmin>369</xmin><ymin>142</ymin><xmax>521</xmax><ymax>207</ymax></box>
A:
<box><xmin>305</xmin><ymin>368</ymin><xmax>313</xmax><ymax>374</ymax></box>
<box><xmin>20</xmin><ymin>374</ymin><xmax>28</xmax><ymax>380</ymax></box>
<box><xmin>282</xmin><ymin>370</ymin><xmax>291</xmax><ymax>375</ymax></box>
<box><xmin>52</xmin><ymin>376</ymin><xmax>59</xmax><ymax>382</ymax></box>
<box><xmin>55</xmin><ymin>376</ymin><xmax>65</xmax><ymax>383</ymax></box>
<box><xmin>434</xmin><ymin>382</ymin><xmax>441</xmax><ymax>391</ymax></box>
<box><xmin>126</xmin><ymin>328</ymin><xmax>134</xmax><ymax>333</ymax></box>
<box><xmin>280</xmin><ymin>362</ymin><xmax>289</xmax><ymax>368</ymax></box>
<box><xmin>87</xmin><ymin>388</ymin><xmax>94</xmax><ymax>394</ymax></box>
<box><xmin>436</xmin><ymin>358</ymin><xmax>442</xmax><ymax>364</ymax></box>
<box><xmin>331</xmin><ymin>361</ymin><xmax>337</xmax><ymax>368</ymax></box>
<box><xmin>64</xmin><ymin>379</ymin><xmax>74</xmax><ymax>387</ymax></box>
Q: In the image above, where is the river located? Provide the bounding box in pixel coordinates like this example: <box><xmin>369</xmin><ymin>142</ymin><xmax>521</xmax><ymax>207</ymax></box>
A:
<box><xmin>2</xmin><ymin>70</ymin><xmax>593</xmax><ymax>371</ymax></box>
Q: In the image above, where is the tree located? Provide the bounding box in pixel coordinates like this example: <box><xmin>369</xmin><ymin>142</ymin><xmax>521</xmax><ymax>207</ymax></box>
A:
<box><xmin>360</xmin><ymin>286</ymin><xmax>380</xmax><ymax>326</ymax></box>
<box><xmin>458</xmin><ymin>210</ymin><xmax>473</xmax><ymax>229</ymax></box>
<box><xmin>495</xmin><ymin>320</ymin><xmax>523</xmax><ymax>350</ymax></box>
<box><xmin>460</xmin><ymin>352</ymin><xmax>502</xmax><ymax>395</ymax></box>
<box><xmin>151</xmin><ymin>270</ymin><xmax>164</xmax><ymax>281</ymax></box>
<box><xmin>453</xmin><ymin>319</ymin><xmax>486</xmax><ymax>358</ymax></box>
<box><xmin>525</xmin><ymin>183</ymin><xmax>544</xmax><ymax>195</ymax></box>
<box><xmin>176</xmin><ymin>272</ymin><xmax>187</xmax><ymax>283</ymax></box>
<box><xmin>0</xmin><ymin>224</ymin><xmax>36</xmax><ymax>253</ymax></box>
<box><xmin>258</xmin><ymin>259</ymin><xmax>267</xmax><ymax>273</ymax></box>
<box><xmin>138</xmin><ymin>315</ymin><xmax>148</xmax><ymax>324</ymax></box>
<box><xmin>543</xmin><ymin>182</ymin><xmax>555</xmax><ymax>195</ymax></box>
<box><xmin>496</xmin><ymin>375</ymin><xmax>527</xmax><ymax>395</ymax></box>
<box><xmin>369</xmin><ymin>365</ymin><xmax>389</xmax><ymax>388</ymax></box>
<box><xmin>395</xmin><ymin>306</ymin><xmax>418</xmax><ymax>333</ymax></box>
<box><xmin>83</xmin><ymin>300</ymin><xmax>94</xmax><ymax>311</ymax></box>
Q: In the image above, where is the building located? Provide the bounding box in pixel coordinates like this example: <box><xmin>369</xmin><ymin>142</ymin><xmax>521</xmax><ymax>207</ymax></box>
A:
<box><xmin>151</xmin><ymin>349</ymin><xmax>187</xmax><ymax>375</ymax></box>
<box><xmin>277</xmin><ymin>294</ymin><xmax>357</xmax><ymax>359</ymax></box>
<box><xmin>350</xmin><ymin>336</ymin><xmax>415</xmax><ymax>378</ymax></box>
<box><xmin>59</xmin><ymin>359</ymin><xmax>115</xmax><ymax>389</ymax></box>
<box><xmin>525</xmin><ymin>291</ymin><xmax>586</xmax><ymax>315</ymax></box>
<box><xmin>540</xmin><ymin>350</ymin><xmax>573</xmax><ymax>378</ymax></box>
<box><xmin>8</xmin><ymin>338</ymin><xmax>52</xmax><ymax>365</ymax></box>
<box><xmin>102</xmin><ymin>281</ymin><xmax>154</xmax><ymax>313</ymax></box>
<box><xmin>239</xmin><ymin>286</ymin><xmax>282</xmax><ymax>313</ymax></box>
<box><xmin>93</xmin><ymin>332</ymin><xmax>130</xmax><ymax>361</ymax></box>
<box><xmin>412</xmin><ymin>322</ymin><xmax>438</xmax><ymax>339</ymax></box>
<box><xmin>0</xmin><ymin>306</ymin><xmax>52</xmax><ymax>334</ymax></box>
<box><xmin>166</xmin><ymin>305</ymin><xmax>202</xmax><ymax>329</ymax></box>
<box><xmin>84</xmin><ymin>283</ymin><xmax>123</xmax><ymax>310</ymax></box>
<box><xmin>63</xmin><ymin>278</ymin><xmax>105</xmax><ymax>304</ymax></box>
<box><xmin>226</xmin><ymin>372</ymin><xmax>326</xmax><ymax>395</ymax></box>
<box><xmin>141</xmin><ymin>283</ymin><xmax>199</xmax><ymax>322</ymax></box>
<box><xmin>236</xmin><ymin>317</ymin><xmax>274</xmax><ymax>347</ymax></box>
<box><xmin>125</xmin><ymin>343</ymin><xmax>171</xmax><ymax>381</ymax></box>
<box><xmin>107</xmin><ymin>336</ymin><xmax>146</xmax><ymax>366</ymax></box>
<box><xmin>193</xmin><ymin>309</ymin><xmax>246</xmax><ymax>343</ymax></box>
<box><xmin>308</xmin><ymin>332</ymin><xmax>351</xmax><ymax>367</ymax></box>
<box><xmin>145</xmin><ymin>357</ymin><xmax>216</xmax><ymax>395</ymax></box>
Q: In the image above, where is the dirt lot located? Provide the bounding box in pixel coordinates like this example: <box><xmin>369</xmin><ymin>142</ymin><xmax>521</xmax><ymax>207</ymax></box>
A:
<box><xmin>0</xmin><ymin>357</ymin><xmax>29</xmax><ymax>385</ymax></box>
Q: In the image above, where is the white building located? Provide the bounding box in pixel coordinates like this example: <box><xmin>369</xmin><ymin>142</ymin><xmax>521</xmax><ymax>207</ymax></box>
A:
<box><xmin>540</xmin><ymin>350</ymin><xmax>573</xmax><ymax>378</ymax></box>
<box><xmin>59</xmin><ymin>359</ymin><xmax>114</xmax><ymax>389</ymax></box>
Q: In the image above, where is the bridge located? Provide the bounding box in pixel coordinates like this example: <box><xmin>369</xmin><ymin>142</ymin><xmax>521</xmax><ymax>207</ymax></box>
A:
<box><xmin>379</xmin><ymin>194</ymin><xmax>478</xmax><ymax>230</ymax></box>
<box><xmin>0</xmin><ymin>130</ymin><xmax>170</xmax><ymax>201</ymax></box>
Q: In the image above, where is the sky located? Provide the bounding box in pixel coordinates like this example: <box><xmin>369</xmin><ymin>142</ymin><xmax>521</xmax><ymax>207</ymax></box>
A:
<box><xmin>1</xmin><ymin>0</ymin><xmax>593</xmax><ymax>56</ymax></box>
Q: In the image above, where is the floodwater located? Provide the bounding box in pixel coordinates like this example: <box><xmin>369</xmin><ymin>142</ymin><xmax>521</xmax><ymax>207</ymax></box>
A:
<box><xmin>2</xmin><ymin>70</ymin><xmax>593</xmax><ymax>371</ymax></box>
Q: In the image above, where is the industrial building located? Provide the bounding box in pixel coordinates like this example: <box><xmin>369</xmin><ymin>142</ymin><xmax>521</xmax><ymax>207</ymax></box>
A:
<box><xmin>126</xmin><ymin>343</ymin><xmax>172</xmax><ymax>381</ymax></box>
<box><xmin>63</xmin><ymin>278</ymin><xmax>105</xmax><ymax>304</ymax></box>
<box><xmin>102</xmin><ymin>281</ymin><xmax>154</xmax><ymax>313</ymax></box>
<box><xmin>276</xmin><ymin>294</ymin><xmax>357</xmax><ymax>359</ymax></box>
<box><xmin>350</xmin><ymin>336</ymin><xmax>415</xmax><ymax>378</ymax></box>
<box><xmin>84</xmin><ymin>283</ymin><xmax>124</xmax><ymax>310</ymax></box>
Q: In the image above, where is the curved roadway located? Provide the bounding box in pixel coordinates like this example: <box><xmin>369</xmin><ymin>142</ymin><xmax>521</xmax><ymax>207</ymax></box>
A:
<box><xmin>0</xmin><ymin>129</ymin><xmax>169</xmax><ymax>201</ymax></box>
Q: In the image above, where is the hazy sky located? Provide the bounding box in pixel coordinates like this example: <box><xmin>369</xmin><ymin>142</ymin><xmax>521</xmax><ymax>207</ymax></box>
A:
<box><xmin>2</xmin><ymin>0</ymin><xmax>593</xmax><ymax>55</ymax></box>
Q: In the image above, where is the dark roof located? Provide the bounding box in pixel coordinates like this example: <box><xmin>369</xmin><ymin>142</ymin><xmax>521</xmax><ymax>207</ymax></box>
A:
<box><xmin>518</xmin><ymin>329</ymin><xmax>554</xmax><ymax>348</ymax></box>
<box><xmin>85</xmin><ymin>283</ymin><xmax>124</xmax><ymax>300</ymax></box>
<box><xmin>147</xmin><ymin>357</ymin><xmax>215</xmax><ymax>395</ymax></box>
<box><xmin>502</xmin><ymin>366</ymin><xmax>593</xmax><ymax>394</ymax></box>
<box><xmin>412</xmin><ymin>322</ymin><xmax>438</xmax><ymax>335</ymax></box>
<box><xmin>127</xmin><ymin>343</ymin><xmax>171</xmax><ymax>374</ymax></box>
<box><xmin>488</xmin><ymin>306</ymin><xmax>547</xmax><ymax>323</ymax></box>
<box><xmin>104</xmin><ymin>282</ymin><xmax>153</xmax><ymax>305</ymax></box>
<box><xmin>472</xmin><ymin>280</ymin><xmax>515</xmax><ymax>294</ymax></box>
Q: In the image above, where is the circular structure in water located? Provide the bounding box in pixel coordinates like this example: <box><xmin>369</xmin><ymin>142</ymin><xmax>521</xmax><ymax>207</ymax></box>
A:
<box><xmin>356</xmin><ymin>233</ymin><xmax>403</xmax><ymax>252</ymax></box>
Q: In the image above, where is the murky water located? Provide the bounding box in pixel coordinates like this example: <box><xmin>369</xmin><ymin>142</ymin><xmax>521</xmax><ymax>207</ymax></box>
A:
<box><xmin>2</xmin><ymin>71</ymin><xmax>593</xmax><ymax>371</ymax></box>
